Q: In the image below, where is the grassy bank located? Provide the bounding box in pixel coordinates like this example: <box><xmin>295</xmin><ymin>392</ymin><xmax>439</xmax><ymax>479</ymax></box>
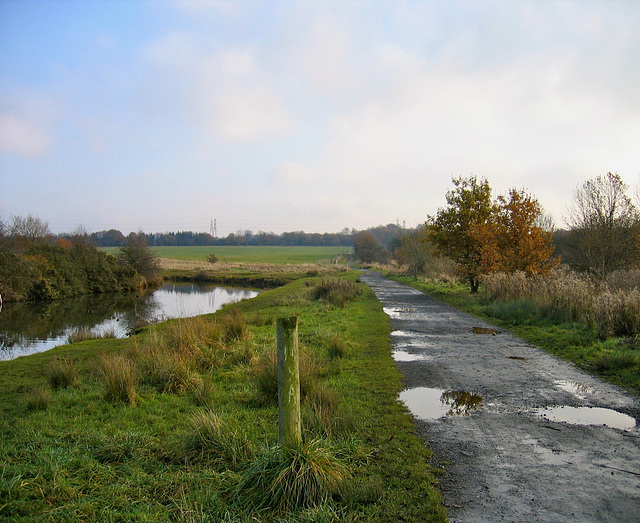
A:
<box><xmin>389</xmin><ymin>274</ymin><xmax>640</xmax><ymax>396</ymax></box>
<box><xmin>0</xmin><ymin>273</ymin><xmax>446</xmax><ymax>522</ymax></box>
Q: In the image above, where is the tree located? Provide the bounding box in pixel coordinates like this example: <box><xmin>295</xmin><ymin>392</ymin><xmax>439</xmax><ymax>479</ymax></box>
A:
<box><xmin>471</xmin><ymin>189</ymin><xmax>559</xmax><ymax>276</ymax></box>
<box><xmin>395</xmin><ymin>227</ymin><xmax>433</xmax><ymax>279</ymax></box>
<box><xmin>353</xmin><ymin>231</ymin><xmax>388</xmax><ymax>264</ymax></box>
<box><xmin>9</xmin><ymin>214</ymin><xmax>52</xmax><ymax>243</ymax></box>
<box><xmin>565</xmin><ymin>172</ymin><xmax>639</xmax><ymax>278</ymax></box>
<box><xmin>118</xmin><ymin>232</ymin><xmax>160</xmax><ymax>280</ymax></box>
<box><xmin>428</xmin><ymin>176</ymin><xmax>494</xmax><ymax>292</ymax></box>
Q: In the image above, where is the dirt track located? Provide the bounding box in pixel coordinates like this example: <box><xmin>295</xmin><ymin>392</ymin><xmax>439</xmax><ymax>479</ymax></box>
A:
<box><xmin>360</xmin><ymin>271</ymin><xmax>640</xmax><ymax>523</ymax></box>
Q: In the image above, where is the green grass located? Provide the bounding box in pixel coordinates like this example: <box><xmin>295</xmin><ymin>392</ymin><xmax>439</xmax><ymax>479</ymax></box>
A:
<box><xmin>0</xmin><ymin>273</ymin><xmax>446</xmax><ymax>521</ymax></box>
<box><xmin>102</xmin><ymin>245</ymin><xmax>351</xmax><ymax>264</ymax></box>
<box><xmin>390</xmin><ymin>274</ymin><xmax>640</xmax><ymax>395</ymax></box>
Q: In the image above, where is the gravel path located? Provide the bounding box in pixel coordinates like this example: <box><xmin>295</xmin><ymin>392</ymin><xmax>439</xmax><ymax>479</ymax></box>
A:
<box><xmin>360</xmin><ymin>271</ymin><xmax>640</xmax><ymax>523</ymax></box>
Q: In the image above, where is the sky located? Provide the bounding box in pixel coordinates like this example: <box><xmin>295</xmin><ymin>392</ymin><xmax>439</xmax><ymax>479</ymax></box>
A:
<box><xmin>1</xmin><ymin>0</ymin><xmax>639</xmax><ymax>236</ymax></box>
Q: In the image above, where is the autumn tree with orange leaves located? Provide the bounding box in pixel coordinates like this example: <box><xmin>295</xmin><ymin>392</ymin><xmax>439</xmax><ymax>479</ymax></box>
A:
<box><xmin>471</xmin><ymin>189</ymin><xmax>559</xmax><ymax>276</ymax></box>
<box><xmin>428</xmin><ymin>177</ymin><xmax>558</xmax><ymax>292</ymax></box>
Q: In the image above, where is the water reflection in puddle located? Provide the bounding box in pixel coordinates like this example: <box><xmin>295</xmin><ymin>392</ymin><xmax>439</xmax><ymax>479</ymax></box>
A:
<box><xmin>535</xmin><ymin>406</ymin><xmax>636</xmax><ymax>430</ymax></box>
<box><xmin>392</xmin><ymin>350</ymin><xmax>432</xmax><ymax>362</ymax></box>
<box><xmin>554</xmin><ymin>380</ymin><xmax>594</xmax><ymax>399</ymax></box>
<box><xmin>390</xmin><ymin>330</ymin><xmax>415</xmax><ymax>337</ymax></box>
<box><xmin>384</xmin><ymin>307</ymin><xmax>418</xmax><ymax>319</ymax></box>
<box><xmin>400</xmin><ymin>387</ymin><xmax>484</xmax><ymax>420</ymax></box>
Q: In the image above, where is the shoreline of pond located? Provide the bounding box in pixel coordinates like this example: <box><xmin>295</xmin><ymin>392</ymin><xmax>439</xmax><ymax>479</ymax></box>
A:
<box><xmin>0</xmin><ymin>281</ymin><xmax>260</xmax><ymax>361</ymax></box>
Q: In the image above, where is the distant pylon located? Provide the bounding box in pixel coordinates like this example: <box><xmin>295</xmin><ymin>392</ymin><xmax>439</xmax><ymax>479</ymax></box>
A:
<box><xmin>212</xmin><ymin>219</ymin><xmax>218</xmax><ymax>238</ymax></box>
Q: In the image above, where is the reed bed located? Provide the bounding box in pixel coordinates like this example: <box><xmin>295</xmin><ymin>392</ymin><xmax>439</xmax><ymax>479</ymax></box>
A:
<box><xmin>482</xmin><ymin>267</ymin><xmax>640</xmax><ymax>338</ymax></box>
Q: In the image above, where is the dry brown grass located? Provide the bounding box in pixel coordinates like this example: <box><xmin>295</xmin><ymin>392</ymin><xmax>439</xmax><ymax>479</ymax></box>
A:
<box><xmin>158</xmin><ymin>258</ymin><xmax>338</xmax><ymax>275</ymax></box>
<box><xmin>482</xmin><ymin>267</ymin><xmax>640</xmax><ymax>338</ymax></box>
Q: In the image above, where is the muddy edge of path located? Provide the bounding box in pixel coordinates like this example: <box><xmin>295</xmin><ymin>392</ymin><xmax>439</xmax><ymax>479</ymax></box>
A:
<box><xmin>360</xmin><ymin>271</ymin><xmax>640</xmax><ymax>523</ymax></box>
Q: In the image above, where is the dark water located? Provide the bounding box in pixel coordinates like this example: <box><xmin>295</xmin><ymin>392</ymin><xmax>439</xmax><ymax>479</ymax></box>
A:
<box><xmin>0</xmin><ymin>283</ymin><xmax>259</xmax><ymax>361</ymax></box>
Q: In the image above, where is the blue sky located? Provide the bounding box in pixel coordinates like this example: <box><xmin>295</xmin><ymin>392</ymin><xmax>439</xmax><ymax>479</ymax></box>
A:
<box><xmin>1</xmin><ymin>0</ymin><xmax>639</xmax><ymax>236</ymax></box>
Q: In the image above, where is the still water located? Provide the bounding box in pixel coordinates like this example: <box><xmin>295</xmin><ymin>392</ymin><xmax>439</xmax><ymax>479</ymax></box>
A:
<box><xmin>0</xmin><ymin>283</ymin><xmax>259</xmax><ymax>361</ymax></box>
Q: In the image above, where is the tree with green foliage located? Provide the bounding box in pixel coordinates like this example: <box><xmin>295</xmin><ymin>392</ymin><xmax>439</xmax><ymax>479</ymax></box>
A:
<box><xmin>428</xmin><ymin>176</ymin><xmax>494</xmax><ymax>292</ymax></box>
<box><xmin>118</xmin><ymin>232</ymin><xmax>160</xmax><ymax>280</ymax></box>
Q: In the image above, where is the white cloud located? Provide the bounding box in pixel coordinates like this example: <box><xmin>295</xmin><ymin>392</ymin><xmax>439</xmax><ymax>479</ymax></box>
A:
<box><xmin>0</xmin><ymin>114</ymin><xmax>51</xmax><ymax>156</ymax></box>
<box><xmin>143</xmin><ymin>35</ymin><xmax>294</xmax><ymax>142</ymax></box>
<box><xmin>271</xmin><ymin>161</ymin><xmax>313</xmax><ymax>186</ymax></box>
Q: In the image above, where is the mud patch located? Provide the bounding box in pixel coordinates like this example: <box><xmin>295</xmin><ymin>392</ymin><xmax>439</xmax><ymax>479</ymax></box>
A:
<box><xmin>400</xmin><ymin>387</ymin><xmax>484</xmax><ymax>420</ymax></box>
<box><xmin>534</xmin><ymin>406</ymin><xmax>636</xmax><ymax>430</ymax></box>
<box><xmin>473</xmin><ymin>326</ymin><xmax>501</xmax><ymax>335</ymax></box>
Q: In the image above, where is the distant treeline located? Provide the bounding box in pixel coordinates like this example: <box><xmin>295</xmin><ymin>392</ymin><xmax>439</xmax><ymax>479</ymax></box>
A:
<box><xmin>78</xmin><ymin>224</ymin><xmax>407</xmax><ymax>248</ymax></box>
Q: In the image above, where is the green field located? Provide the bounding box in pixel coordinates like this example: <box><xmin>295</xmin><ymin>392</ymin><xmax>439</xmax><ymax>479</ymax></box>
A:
<box><xmin>102</xmin><ymin>245</ymin><xmax>351</xmax><ymax>264</ymax></box>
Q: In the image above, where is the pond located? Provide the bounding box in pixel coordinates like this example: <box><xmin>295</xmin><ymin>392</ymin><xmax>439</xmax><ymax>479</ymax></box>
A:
<box><xmin>0</xmin><ymin>283</ymin><xmax>259</xmax><ymax>361</ymax></box>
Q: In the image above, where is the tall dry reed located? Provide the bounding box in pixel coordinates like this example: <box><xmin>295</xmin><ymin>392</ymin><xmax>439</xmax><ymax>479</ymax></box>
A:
<box><xmin>483</xmin><ymin>267</ymin><xmax>640</xmax><ymax>338</ymax></box>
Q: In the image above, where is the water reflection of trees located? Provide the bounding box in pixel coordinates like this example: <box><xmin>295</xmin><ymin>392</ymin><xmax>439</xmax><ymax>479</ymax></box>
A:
<box><xmin>0</xmin><ymin>291</ymin><xmax>149</xmax><ymax>349</ymax></box>
<box><xmin>440</xmin><ymin>390</ymin><xmax>484</xmax><ymax>416</ymax></box>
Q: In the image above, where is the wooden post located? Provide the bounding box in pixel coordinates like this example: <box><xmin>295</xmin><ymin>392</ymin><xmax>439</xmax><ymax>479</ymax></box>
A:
<box><xmin>277</xmin><ymin>316</ymin><xmax>301</xmax><ymax>447</ymax></box>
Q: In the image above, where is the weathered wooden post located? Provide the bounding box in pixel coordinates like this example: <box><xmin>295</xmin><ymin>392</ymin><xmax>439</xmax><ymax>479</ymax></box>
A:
<box><xmin>277</xmin><ymin>316</ymin><xmax>301</xmax><ymax>447</ymax></box>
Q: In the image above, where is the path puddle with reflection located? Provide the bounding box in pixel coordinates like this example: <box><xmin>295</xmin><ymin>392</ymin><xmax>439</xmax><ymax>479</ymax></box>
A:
<box><xmin>535</xmin><ymin>406</ymin><xmax>636</xmax><ymax>430</ymax></box>
<box><xmin>390</xmin><ymin>330</ymin><xmax>416</xmax><ymax>338</ymax></box>
<box><xmin>554</xmin><ymin>380</ymin><xmax>594</xmax><ymax>399</ymax></box>
<box><xmin>392</xmin><ymin>350</ymin><xmax>432</xmax><ymax>362</ymax></box>
<box><xmin>400</xmin><ymin>387</ymin><xmax>484</xmax><ymax>420</ymax></box>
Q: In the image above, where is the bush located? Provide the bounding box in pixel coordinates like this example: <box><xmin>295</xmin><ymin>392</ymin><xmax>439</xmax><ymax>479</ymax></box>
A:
<box><xmin>234</xmin><ymin>439</ymin><xmax>348</xmax><ymax>514</ymax></box>
<box><xmin>45</xmin><ymin>357</ymin><xmax>78</xmax><ymax>389</ymax></box>
<box><xmin>97</xmin><ymin>353</ymin><xmax>137</xmax><ymax>405</ymax></box>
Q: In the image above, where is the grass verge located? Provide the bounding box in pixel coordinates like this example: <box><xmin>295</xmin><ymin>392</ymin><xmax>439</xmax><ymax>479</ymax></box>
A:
<box><xmin>0</xmin><ymin>273</ymin><xmax>446</xmax><ymax>521</ymax></box>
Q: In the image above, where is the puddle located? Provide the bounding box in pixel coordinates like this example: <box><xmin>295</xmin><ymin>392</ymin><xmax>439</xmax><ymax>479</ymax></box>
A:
<box><xmin>384</xmin><ymin>307</ymin><xmax>418</xmax><ymax>319</ymax></box>
<box><xmin>400</xmin><ymin>387</ymin><xmax>484</xmax><ymax>420</ymax></box>
<box><xmin>392</xmin><ymin>350</ymin><xmax>432</xmax><ymax>362</ymax></box>
<box><xmin>390</xmin><ymin>330</ymin><xmax>416</xmax><ymax>338</ymax></box>
<box><xmin>534</xmin><ymin>406</ymin><xmax>636</xmax><ymax>430</ymax></box>
<box><xmin>554</xmin><ymin>380</ymin><xmax>594</xmax><ymax>399</ymax></box>
<box><xmin>520</xmin><ymin>438</ymin><xmax>569</xmax><ymax>465</ymax></box>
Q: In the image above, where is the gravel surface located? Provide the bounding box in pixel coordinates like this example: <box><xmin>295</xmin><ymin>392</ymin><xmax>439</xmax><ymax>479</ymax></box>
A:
<box><xmin>361</xmin><ymin>271</ymin><xmax>640</xmax><ymax>523</ymax></box>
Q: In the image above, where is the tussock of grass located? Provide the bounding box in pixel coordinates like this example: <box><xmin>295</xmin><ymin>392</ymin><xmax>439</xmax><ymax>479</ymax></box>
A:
<box><xmin>181</xmin><ymin>410</ymin><xmax>253</xmax><ymax>468</ymax></box>
<box><xmin>97</xmin><ymin>353</ymin><xmax>137</xmax><ymax>404</ymax></box>
<box><xmin>326</xmin><ymin>334</ymin><xmax>348</xmax><ymax>359</ymax></box>
<box><xmin>312</xmin><ymin>278</ymin><xmax>359</xmax><ymax>308</ymax></box>
<box><xmin>252</xmin><ymin>349</ymin><xmax>326</xmax><ymax>405</ymax></box>
<box><xmin>25</xmin><ymin>385</ymin><xmax>50</xmax><ymax>411</ymax></box>
<box><xmin>221</xmin><ymin>309</ymin><xmax>249</xmax><ymax>341</ymax></box>
<box><xmin>45</xmin><ymin>357</ymin><xmax>78</xmax><ymax>389</ymax></box>
<box><xmin>593</xmin><ymin>350</ymin><xmax>638</xmax><ymax>372</ymax></box>
<box><xmin>67</xmin><ymin>327</ymin><xmax>117</xmax><ymax>344</ymax></box>
<box><xmin>234</xmin><ymin>439</ymin><xmax>348</xmax><ymax>514</ymax></box>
